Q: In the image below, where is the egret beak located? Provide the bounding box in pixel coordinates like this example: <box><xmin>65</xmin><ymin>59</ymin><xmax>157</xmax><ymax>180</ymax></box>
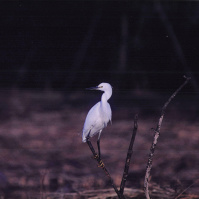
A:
<box><xmin>86</xmin><ymin>86</ymin><xmax>99</xmax><ymax>90</ymax></box>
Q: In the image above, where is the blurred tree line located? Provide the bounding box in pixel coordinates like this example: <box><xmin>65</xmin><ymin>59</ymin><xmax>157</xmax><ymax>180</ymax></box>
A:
<box><xmin>0</xmin><ymin>1</ymin><xmax>199</xmax><ymax>93</ymax></box>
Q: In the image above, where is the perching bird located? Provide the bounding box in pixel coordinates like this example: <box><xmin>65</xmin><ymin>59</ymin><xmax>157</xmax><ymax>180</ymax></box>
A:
<box><xmin>82</xmin><ymin>82</ymin><xmax>112</xmax><ymax>159</ymax></box>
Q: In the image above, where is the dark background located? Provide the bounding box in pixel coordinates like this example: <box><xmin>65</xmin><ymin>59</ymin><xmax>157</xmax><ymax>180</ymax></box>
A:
<box><xmin>0</xmin><ymin>1</ymin><xmax>199</xmax><ymax>93</ymax></box>
<box><xmin>1</xmin><ymin>1</ymin><xmax>199</xmax><ymax>198</ymax></box>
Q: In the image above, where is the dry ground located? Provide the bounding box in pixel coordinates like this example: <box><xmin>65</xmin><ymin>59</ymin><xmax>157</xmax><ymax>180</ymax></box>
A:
<box><xmin>0</xmin><ymin>89</ymin><xmax>199</xmax><ymax>198</ymax></box>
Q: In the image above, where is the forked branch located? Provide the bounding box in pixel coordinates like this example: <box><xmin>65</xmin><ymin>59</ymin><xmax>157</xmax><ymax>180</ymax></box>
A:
<box><xmin>144</xmin><ymin>76</ymin><xmax>191</xmax><ymax>199</ymax></box>
<box><xmin>86</xmin><ymin>138</ymin><xmax>125</xmax><ymax>199</ymax></box>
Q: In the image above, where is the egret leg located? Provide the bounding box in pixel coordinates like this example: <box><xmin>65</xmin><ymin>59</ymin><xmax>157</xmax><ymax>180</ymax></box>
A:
<box><xmin>97</xmin><ymin>131</ymin><xmax>102</xmax><ymax>159</ymax></box>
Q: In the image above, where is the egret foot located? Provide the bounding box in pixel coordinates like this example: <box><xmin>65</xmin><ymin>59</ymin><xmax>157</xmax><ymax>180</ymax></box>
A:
<box><xmin>93</xmin><ymin>154</ymin><xmax>99</xmax><ymax>160</ymax></box>
<box><xmin>98</xmin><ymin>160</ymin><xmax>105</xmax><ymax>168</ymax></box>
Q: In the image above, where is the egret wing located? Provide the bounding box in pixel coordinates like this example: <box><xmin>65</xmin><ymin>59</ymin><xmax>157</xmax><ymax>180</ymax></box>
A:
<box><xmin>82</xmin><ymin>102</ymin><xmax>100</xmax><ymax>141</ymax></box>
<box><xmin>107</xmin><ymin>102</ymin><xmax>112</xmax><ymax>123</ymax></box>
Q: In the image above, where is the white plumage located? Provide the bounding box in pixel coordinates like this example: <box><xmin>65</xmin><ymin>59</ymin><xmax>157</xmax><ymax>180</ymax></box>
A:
<box><xmin>82</xmin><ymin>83</ymin><xmax>112</xmax><ymax>158</ymax></box>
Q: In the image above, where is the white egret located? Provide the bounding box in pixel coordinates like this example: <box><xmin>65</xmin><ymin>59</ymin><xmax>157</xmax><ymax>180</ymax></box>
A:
<box><xmin>82</xmin><ymin>82</ymin><xmax>112</xmax><ymax>159</ymax></box>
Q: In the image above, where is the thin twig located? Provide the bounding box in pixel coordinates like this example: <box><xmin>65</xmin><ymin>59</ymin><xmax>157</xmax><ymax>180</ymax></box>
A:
<box><xmin>120</xmin><ymin>114</ymin><xmax>138</xmax><ymax>194</ymax></box>
<box><xmin>144</xmin><ymin>76</ymin><xmax>191</xmax><ymax>199</ymax></box>
<box><xmin>86</xmin><ymin>138</ymin><xmax>125</xmax><ymax>199</ymax></box>
<box><xmin>175</xmin><ymin>179</ymin><xmax>199</xmax><ymax>199</ymax></box>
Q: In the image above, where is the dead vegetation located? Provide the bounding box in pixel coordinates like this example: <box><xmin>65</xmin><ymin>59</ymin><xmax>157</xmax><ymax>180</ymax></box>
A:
<box><xmin>0</xmin><ymin>84</ymin><xmax>199</xmax><ymax>198</ymax></box>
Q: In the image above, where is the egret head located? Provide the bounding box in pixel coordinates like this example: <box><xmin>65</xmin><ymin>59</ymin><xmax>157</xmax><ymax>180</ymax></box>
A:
<box><xmin>97</xmin><ymin>83</ymin><xmax>112</xmax><ymax>92</ymax></box>
<box><xmin>86</xmin><ymin>82</ymin><xmax>112</xmax><ymax>100</ymax></box>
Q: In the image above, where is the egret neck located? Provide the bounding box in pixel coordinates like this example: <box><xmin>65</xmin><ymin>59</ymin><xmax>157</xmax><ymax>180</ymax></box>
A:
<box><xmin>101</xmin><ymin>88</ymin><xmax>112</xmax><ymax>102</ymax></box>
<box><xmin>100</xmin><ymin>90</ymin><xmax>112</xmax><ymax>122</ymax></box>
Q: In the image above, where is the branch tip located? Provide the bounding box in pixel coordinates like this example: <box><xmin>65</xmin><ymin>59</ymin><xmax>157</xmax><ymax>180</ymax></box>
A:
<box><xmin>183</xmin><ymin>75</ymin><xmax>191</xmax><ymax>80</ymax></box>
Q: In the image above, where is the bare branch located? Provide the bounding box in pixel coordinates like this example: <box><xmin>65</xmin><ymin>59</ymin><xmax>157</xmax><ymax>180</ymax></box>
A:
<box><xmin>144</xmin><ymin>76</ymin><xmax>191</xmax><ymax>199</ymax></box>
<box><xmin>120</xmin><ymin>114</ymin><xmax>138</xmax><ymax>194</ymax></box>
<box><xmin>86</xmin><ymin>138</ymin><xmax>125</xmax><ymax>199</ymax></box>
